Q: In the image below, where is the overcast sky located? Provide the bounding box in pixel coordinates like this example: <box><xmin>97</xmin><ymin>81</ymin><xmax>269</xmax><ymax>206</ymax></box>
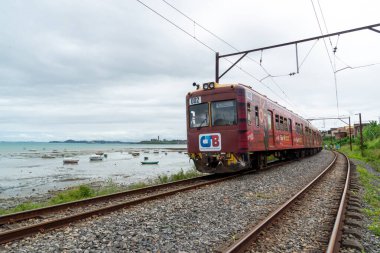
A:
<box><xmin>1</xmin><ymin>0</ymin><xmax>379</xmax><ymax>142</ymax></box>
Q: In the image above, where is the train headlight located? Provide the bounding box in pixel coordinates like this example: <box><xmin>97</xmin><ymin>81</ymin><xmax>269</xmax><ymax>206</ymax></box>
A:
<box><xmin>209</xmin><ymin>82</ymin><xmax>215</xmax><ymax>89</ymax></box>
<box><xmin>203</xmin><ymin>83</ymin><xmax>209</xmax><ymax>90</ymax></box>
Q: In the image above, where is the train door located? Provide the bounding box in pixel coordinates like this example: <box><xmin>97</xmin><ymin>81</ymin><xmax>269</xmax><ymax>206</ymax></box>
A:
<box><xmin>266</xmin><ymin>110</ymin><xmax>275</xmax><ymax>148</ymax></box>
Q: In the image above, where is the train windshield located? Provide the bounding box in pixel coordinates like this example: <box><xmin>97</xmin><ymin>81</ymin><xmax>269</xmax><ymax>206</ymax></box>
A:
<box><xmin>211</xmin><ymin>100</ymin><xmax>237</xmax><ymax>126</ymax></box>
<box><xmin>189</xmin><ymin>103</ymin><xmax>209</xmax><ymax>128</ymax></box>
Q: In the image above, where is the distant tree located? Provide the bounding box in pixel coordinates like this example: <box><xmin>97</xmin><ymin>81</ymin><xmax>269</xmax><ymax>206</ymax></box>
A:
<box><xmin>363</xmin><ymin>121</ymin><xmax>380</xmax><ymax>141</ymax></box>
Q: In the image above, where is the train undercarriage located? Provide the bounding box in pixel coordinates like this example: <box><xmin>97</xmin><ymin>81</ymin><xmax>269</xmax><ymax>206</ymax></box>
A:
<box><xmin>189</xmin><ymin>148</ymin><xmax>323</xmax><ymax>173</ymax></box>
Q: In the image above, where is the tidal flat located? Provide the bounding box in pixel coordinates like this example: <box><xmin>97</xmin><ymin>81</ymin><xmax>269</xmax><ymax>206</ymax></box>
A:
<box><xmin>0</xmin><ymin>143</ymin><xmax>192</xmax><ymax>208</ymax></box>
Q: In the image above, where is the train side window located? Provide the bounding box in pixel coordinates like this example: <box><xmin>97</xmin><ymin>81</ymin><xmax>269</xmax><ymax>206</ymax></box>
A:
<box><xmin>275</xmin><ymin>114</ymin><xmax>279</xmax><ymax>129</ymax></box>
<box><xmin>255</xmin><ymin>106</ymin><xmax>259</xmax><ymax>126</ymax></box>
<box><xmin>284</xmin><ymin>118</ymin><xmax>288</xmax><ymax>131</ymax></box>
<box><xmin>247</xmin><ymin>103</ymin><xmax>251</xmax><ymax>125</ymax></box>
<box><xmin>301</xmin><ymin>124</ymin><xmax>304</xmax><ymax>135</ymax></box>
<box><xmin>279</xmin><ymin>116</ymin><xmax>284</xmax><ymax>130</ymax></box>
<box><xmin>288</xmin><ymin>119</ymin><xmax>292</xmax><ymax>132</ymax></box>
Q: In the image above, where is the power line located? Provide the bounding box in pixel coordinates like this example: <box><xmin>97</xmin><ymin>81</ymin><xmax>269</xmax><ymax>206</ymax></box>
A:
<box><xmin>335</xmin><ymin>62</ymin><xmax>380</xmax><ymax>73</ymax></box>
<box><xmin>310</xmin><ymin>0</ymin><xmax>335</xmax><ymax>73</ymax></box>
<box><xmin>135</xmin><ymin>0</ymin><xmax>216</xmax><ymax>53</ymax></box>
<box><xmin>161</xmin><ymin>0</ymin><xmax>239</xmax><ymax>53</ymax></box>
<box><xmin>310</xmin><ymin>0</ymin><xmax>340</xmax><ymax>117</ymax></box>
<box><xmin>160</xmin><ymin>0</ymin><xmax>296</xmax><ymax>105</ymax></box>
<box><xmin>317</xmin><ymin>0</ymin><xmax>334</xmax><ymax>49</ymax></box>
<box><xmin>136</xmin><ymin>0</ymin><xmax>298</xmax><ymax>111</ymax></box>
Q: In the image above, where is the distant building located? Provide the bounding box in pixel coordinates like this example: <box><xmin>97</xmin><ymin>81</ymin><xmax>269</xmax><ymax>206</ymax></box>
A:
<box><xmin>354</xmin><ymin>123</ymin><xmax>370</xmax><ymax>137</ymax></box>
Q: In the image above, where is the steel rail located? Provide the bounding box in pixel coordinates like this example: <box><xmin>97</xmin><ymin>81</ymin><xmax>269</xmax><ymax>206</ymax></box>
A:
<box><xmin>326</xmin><ymin>152</ymin><xmax>351</xmax><ymax>253</ymax></box>
<box><xmin>0</xmin><ymin>173</ymin><xmax>244</xmax><ymax>244</ymax></box>
<box><xmin>0</xmin><ymin>157</ymin><xmax>302</xmax><ymax>245</ymax></box>
<box><xmin>0</xmin><ymin>174</ymin><xmax>218</xmax><ymax>225</ymax></box>
<box><xmin>221</xmin><ymin>151</ymin><xmax>338</xmax><ymax>253</ymax></box>
<box><xmin>0</xmin><ymin>158</ymin><xmax>294</xmax><ymax>226</ymax></box>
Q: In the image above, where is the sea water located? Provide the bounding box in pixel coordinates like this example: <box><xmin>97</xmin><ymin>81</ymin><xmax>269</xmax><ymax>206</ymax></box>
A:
<box><xmin>0</xmin><ymin>142</ymin><xmax>193</xmax><ymax>199</ymax></box>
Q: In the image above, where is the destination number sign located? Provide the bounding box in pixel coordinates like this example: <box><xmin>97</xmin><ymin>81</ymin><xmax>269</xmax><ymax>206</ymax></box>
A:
<box><xmin>189</xmin><ymin>96</ymin><xmax>201</xmax><ymax>105</ymax></box>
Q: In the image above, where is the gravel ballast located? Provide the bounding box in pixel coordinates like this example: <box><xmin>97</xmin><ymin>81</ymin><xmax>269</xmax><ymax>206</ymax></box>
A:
<box><xmin>1</xmin><ymin>150</ymin><xmax>334</xmax><ymax>252</ymax></box>
<box><xmin>247</xmin><ymin>151</ymin><xmax>347</xmax><ymax>252</ymax></box>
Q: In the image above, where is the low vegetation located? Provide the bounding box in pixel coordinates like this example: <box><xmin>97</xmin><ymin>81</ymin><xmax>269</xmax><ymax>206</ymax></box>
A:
<box><xmin>356</xmin><ymin>165</ymin><xmax>380</xmax><ymax>236</ymax></box>
<box><xmin>0</xmin><ymin>168</ymin><xmax>202</xmax><ymax>216</ymax></box>
<box><xmin>327</xmin><ymin>121</ymin><xmax>380</xmax><ymax>236</ymax></box>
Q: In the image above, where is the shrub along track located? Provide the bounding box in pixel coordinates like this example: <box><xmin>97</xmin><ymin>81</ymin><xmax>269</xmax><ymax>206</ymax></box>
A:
<box><xmin>218</xmin><ymin>151</ymin><xmax>351</xmax><ymax>253</ymax></box>
<box><xmin>0</xmin><ymin>158</ymin><xmax>296</xmax><ymax>245</ymax></box>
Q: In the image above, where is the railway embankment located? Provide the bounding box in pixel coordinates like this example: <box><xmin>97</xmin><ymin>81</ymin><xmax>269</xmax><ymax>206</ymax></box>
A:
<box><xmin>335</xmin><ymin>128</ymin><xmax>380</xmax><ymax>253</ymax></box>
<box><xmin>340</xmin><ymin>151</ymin><xmax>380</xmax><ymax>252</ymax></box>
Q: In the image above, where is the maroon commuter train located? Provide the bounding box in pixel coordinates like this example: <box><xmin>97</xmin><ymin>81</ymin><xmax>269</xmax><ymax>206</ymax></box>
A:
<box><xmin>186</xmin><ymin>82</ymin><xmax>322</xmax><ymax>173</ymax></box>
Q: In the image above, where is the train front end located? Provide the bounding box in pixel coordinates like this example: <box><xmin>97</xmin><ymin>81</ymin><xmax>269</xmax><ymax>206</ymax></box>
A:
<box><xmin>186</xmin><ymin>82</ymin><xmax>249</xmax><ymax>173</ymax></box>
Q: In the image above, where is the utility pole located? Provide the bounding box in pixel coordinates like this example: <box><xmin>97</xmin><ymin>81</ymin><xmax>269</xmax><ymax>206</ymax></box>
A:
<box><xmin>349</xmin><ymin>116</ymin><xmax>352</xmax><ymax>151</ymax></box>
<box><xmin>359</xmin><ymin>113</ymin><xmax>364</xmax><ymax>157</ymax></box>
<box><xmin>307</xmin><ymin>116</ymin><xmax>352</xmax><ymax>151</ymax></box>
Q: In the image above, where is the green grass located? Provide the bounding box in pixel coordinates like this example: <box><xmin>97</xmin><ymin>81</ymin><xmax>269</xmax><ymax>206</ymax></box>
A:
<box><xmin>0</xmin><ymin>168</ymin><xmax>202</xmax><ymax>216</ymax></box>
<box><xmin>356</xmin><ymin>165</ymin><xmax>380</xmax><ymax>236</ymax></box>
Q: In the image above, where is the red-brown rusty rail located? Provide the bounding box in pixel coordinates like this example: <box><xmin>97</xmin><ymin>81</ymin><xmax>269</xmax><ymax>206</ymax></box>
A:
<box><xmin>0</xmin><ymin>173</ymin><xmax>237</xmax><ymax>244</ymax></box>
<box><xmin>0</xmin><ymin>174</ymin><xmax>215</xmax><ymax>226</ymax></box>
<box><xmin>221</xmin><ymin>151</ymin><xmax>339</xmax><ymax>253</ymax></box>
<box><xmin>0</xmin><ymin>157</ymin><xmax>299</xmax><ymax>245</ymax></box>
<box><xmin>326</xmin><ymin>152</ymin><xmax>351</xmax><ymax>252</ymax></box>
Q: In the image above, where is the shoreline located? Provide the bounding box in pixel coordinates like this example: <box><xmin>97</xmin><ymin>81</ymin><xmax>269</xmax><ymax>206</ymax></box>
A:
<box><xmin>0</xmin><ymin>145</ymin><xmax>191</xmax><ymax>200</ymax></box>
<box><xmin>0</xmin><ymin>168</ymin><xmax>201</xmax><ymax>212</ymax></box>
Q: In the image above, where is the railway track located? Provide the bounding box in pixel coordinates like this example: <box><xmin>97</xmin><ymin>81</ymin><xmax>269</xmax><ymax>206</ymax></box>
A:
<box><xmin>0</xmin><ymin>158</ymin><xmax>296</xmax><ymax>245</ymax></box>
<box><xmin>218</xmin><ymin>151</ymin><xmax>351</xmax><ymax>253</ymax></box>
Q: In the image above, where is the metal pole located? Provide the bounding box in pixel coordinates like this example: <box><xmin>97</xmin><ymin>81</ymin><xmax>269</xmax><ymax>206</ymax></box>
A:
<box><xmin>295</xmin><ymin>43</ymin><xmax>299</xmax><ymax>74</ymax></box>
<box><xmin>359</xmin><ymin>113</ymin><xmax>364</xmax><ymax>156</ymax></box>
<box><xmin>215</xmin><ymin>52</ymin><xmax>219</xmax><ymax>83</ymax></box>
<box><xmin>219</xmin><ymin>23</ymin><xmax>380</xmax><ymax>58</ymax></box>
<box><xmin>349</xmin><ymin>116</ymin><xmax>352</xmax><ymax>151</ymax></box>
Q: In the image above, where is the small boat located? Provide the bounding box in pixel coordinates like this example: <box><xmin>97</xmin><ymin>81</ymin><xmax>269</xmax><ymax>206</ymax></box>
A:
<box><xmin>90</xmin><ymin>155</ymin><xmax>103</xmax><ymax>161</ymax></box>
<box><xmin>42</xmin><ymin>154</ymin><xmax>56</xmax><ymax>159</ymax></box>
<box><xmin>131</xmin><ymin>152</ymin><xmax>140</xmax><ymax>157</ymax></box>
<box><xmin>153</xmin><ymin>150</ymin><xmax>159</xmax><ymax>154</ymax></box>
<box><xmin>141</xmin><ymin>161</ymin><xmax>159</xmax><ymax>165</ymax></box>
<box><xmin>63</xmin><ymin>158</ymin><xmax>79</xmax><ymax>164</ymax></box>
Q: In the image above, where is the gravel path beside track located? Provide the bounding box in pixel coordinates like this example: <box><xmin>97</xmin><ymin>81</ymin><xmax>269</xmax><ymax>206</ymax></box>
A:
<box><xmin>1</xmin><ymin>151</ymin><xmax>334</xmax><ymax>253</ymax></box>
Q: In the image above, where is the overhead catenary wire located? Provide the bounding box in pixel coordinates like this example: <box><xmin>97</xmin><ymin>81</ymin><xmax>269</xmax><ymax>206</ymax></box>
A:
<box><xmin>310</xmin><ymin>0</ymin><xmax>335</xmax><ymax>73</ymax></box>
<box><xmin>135</xmin><ymin>0</ymin><xmax>216</xmax><ymax>53</ymax></box>
<box><xmin>317</xmin><ymin>0</ymin><xmax>334</xmax><ymax>49</ymax></box>
<box><xmin>160</xmin><ymin>0</ymin><xmax>298</xmax><ymax>106</ymax></box>
<box><xmin>310</xmin><ymin>0</ymin><xmax>340</xmax><ymax>117</ymax></box>
<box><xmin>335</xmin><ymin>62</ymin><xmax>380</xmax><ymax>73</ymax></box>
<box><xmin>136</xmin><ymin>0</ymin><xmax>299</xmax><ymax>111</ymax></box>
